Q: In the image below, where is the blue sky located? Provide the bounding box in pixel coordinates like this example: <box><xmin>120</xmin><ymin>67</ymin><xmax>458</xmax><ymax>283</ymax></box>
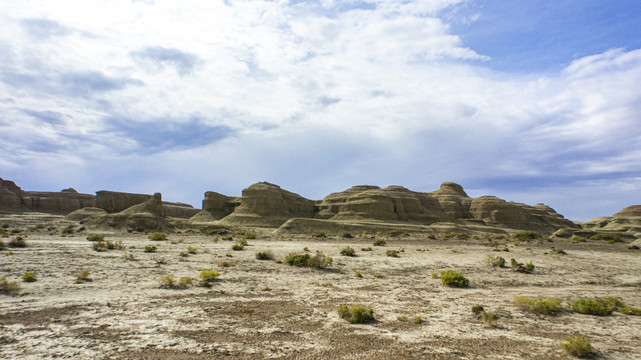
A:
<box><xmin>1</xmin><ymin>0</ymin><xmax>640</xmax><ymax>221</ymax></box>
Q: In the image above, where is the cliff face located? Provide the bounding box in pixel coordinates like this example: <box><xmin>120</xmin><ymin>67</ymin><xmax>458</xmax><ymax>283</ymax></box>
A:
<box><xmin>0</xmin><ymin>178</ymin><xmax>94</xmax><ymax>214</ymax></box>
<box><xmin>95</xmin><ymin>191</ymin><xmax>199</xmax><ymax>219</ymax></box>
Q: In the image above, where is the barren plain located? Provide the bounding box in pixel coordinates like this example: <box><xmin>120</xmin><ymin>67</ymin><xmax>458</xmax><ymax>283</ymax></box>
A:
<box><xmin>1</xmin><ymin>214</ymin><xmax>641</xmax><ymax>359</ymax></box>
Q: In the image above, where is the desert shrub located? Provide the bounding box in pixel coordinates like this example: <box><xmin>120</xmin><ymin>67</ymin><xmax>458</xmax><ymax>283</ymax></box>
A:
<box><xmin>215</xmin><ymin>259</ymin><xmax>234</xmax><ymax>267</ymax></box>
<box><xmin>86</xmin><ymin>234</ymin><xmax>105</xmax><ymax>242</ymax></box>
<box><xmin>0</xmin><ymin>239</ymin><xmax>4</xmax><ymax>250</ymax></box>
<box><xmin>199</xmin><ymin>269</ymin><xmax>220</xmax><ymax>287</ymax></box>
<box><xmin>8</xmin><ymin>236</ymin><xmax>27</xmax><ymax>248</ymax></box>
<box><xmin>179</xmin><ymin>277</ymin><xmax>193</xmax><ymax>288</ymax></box>
<box><xmin>0</xmin><ymin>277</ymin><xmax>20</xmax><ymax>293</ymax></box>
<box><xmin>22</xmin><ymin>272</ymin><xmax>37</xmax><ymax>282</ymax></box>
<box><xmin>480</xmin><ymin>311</ymin><xmax>498</xmax><ymax>328</ymax></box>
<box><xmin>619</xmin><ymin>306</ymin><xmax>641</xmax><ymax>316</ymax></box>
<box><xmin>75</xmin><ymin>270</ymin><xmax>91</xmax><ymax>283</ymax></box>
<box><xmin>61</xmin><ymin>225</ymin><xmax>75</xmax><ymax>235</ymax></box>
<box><xmin>256</xmin><ymin>251</ymin><xmax>274</xmax><ymax>260</ymax></box>
<box><xmin>201</xmin><ymin>227</ymin><xmax>228</xmax><ymax>236</ymax></box>
<box><xmin>93</xmin><ymin>239</ymin><xmax>124</xmax><ymax>251</ymax></box>
<box><xmin>440</xmin><ymin>270</ymin><xmax>469</xmax><ymax>287</ymax></box>
<box><xmin>222</xmin><ymin>236</ymin><xmax>233</xmax><ymax>241</ymax></box>
<box><xmin>397</xmin><ymin>315</ymin><xmax>407</xmax><ymax>321</ymax></box>
<box><xmin>549</xmin><ymin>247</ymin><xmax>566</xmax><ymax>255</ymax></box>
<box><xmin>232</xmin><ymin>244</ymin><xmax>244</xmax><ymax>251</ymax></box>
<box><xmin>513</xmin><ymin>296</ymin><xmax>562</xmax><ymax>314</ymax></box>
<box><xmin>431</xmin><ymin>272</ymin><xmax>439</xmax><ymax>279</ymax></box>
<box><xmin>148</xmin><ymin>232</ymin><xmax>167</xmax><ymax>241</ymax></box>
<box><xmin>353</xmin><ymin>269</ymin><xmax>363</xmax><ymax>277</ymax></box>
<box><xmin>513</xmin><ymin>231</ymin><xmax>544</xmax><ymax>242</ymax></box>
<box><xmin>303</xmin><ymin>247</ymin><xmax>310</xmax><ymax>252</ymax></box>
<box><xmin>413</xmin><ymin>315</ymin><xmax>422</xmax><ymax>324</ymax></box>
<box><xmin>571</xmin><ymin>235</ymin><xmax>587</xmax><ymax>243</ymax></box>
<box><xmin>386</xmin><ymin>230</ymin><xmax>408</xmax><ymax>238</ymax></box>
<box><xmin>284</xmin><ymin>251</ymin><xmax>332</xmax><ymax>269</ymax></box>
<box><xmin>144</xmin><ymin>245</ymin><xmax>157</xmax><ymax>253</ymax></box>
<box><xmin>571</xmin><ymin>298</ymin><xmax>616</xmax><ymax>316</ymax></box>
<box><xmin>245</xmin><ymin>231</ymin><xmax>256</xmax><ymax>239</ymax></box>
<box><xmin>361</xmin><ymin>247</ymin><xmax>373</xmax><ymax>251</ymax></box>
<box><xmin>442</xmin><ymin>232</ymin><xmax>456</xmax><ymax>240</ymax></box>
<box><xmin>159</xmin><ymin>275</ymin><xmax>176</xmax><ymax>288</ymax></box>
<box><xmin>236</xmin><ymin>238</ymin><xmax>248</xmax><ymax>246</ymax></box>
<box><xmin>187</xmin><ymin>246</ymin><xmax>197</xmax><ymax>254</ymax></box>
<box><xmin>312</xmin><ymin>232</ymin><xmax>328</xmax><ymax>238</ymax></box>
<box><xmin>560</xmin><ymin>336</ymin><xmax>593</xmax><ymax>358</ymax></box>
<box><xmin>340</xmin><ymin>246</ymin><xmax>356</xmax><ymax>256</ymax></box>
<box><xmin>122</xmin><ymin>252</ymin><xmax>135</xmax><ymax>260</ymax></box>
<box><xmin>386</xmin><ymin>249</ymin><xmax>400</xmax><ymax>257</ymax></box>
<box><xmin>373</xmin><ymin>273</ymin><xmax>384</xmax><ymax>278</ymax></box>
<box><xmin>471</xmin><ymin>305</ymin><xmax>485</xmax><ymax>314</ymax></box>
<box><xmin>589</xmin><ymin>233</ymin><xmax>621</xmax><ymax>242</ymax></box>
<box><xmin>373</xmin><ymin>239</ymin><xmax>386</xmax><ymax>246</ymax></box>
<box><xmin>485</xmin><ymin>254</ymin><xmax>506</xmax><ymax>268</ymax></box>
<box><xmin>629</xmin><ymin>245</ymin><xmax>640</xmax><ymax>250</ymax></box>
<box><xmin>337</xmin><ymin>304</ymin><xmax>375</xmax><ymax>324</ymax></box>
<box><xmin>179</xmin><ymin>251</ymin><xmax>188</xmax><ymax>257</ymax></box>
<box><xmin>456</xmin><ymin>233</ymin><xmax>469</xmax><ymax>240</ymax></box>
<box><xmin>341</xmin><ymin>232</ymin><xmax>353</xmax><ymax>238</ymax></box>
<box><xmin>510</xmin><ymin>258</ymin><xmax>534</xmax><ymax>273</ymax></box>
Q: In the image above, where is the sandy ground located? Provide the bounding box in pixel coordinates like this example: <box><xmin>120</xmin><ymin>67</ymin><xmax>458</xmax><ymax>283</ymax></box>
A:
<box><xmin>1</xmin><ymin>214</ymin><xmax>641</xmax><ymax>359</ymax></box>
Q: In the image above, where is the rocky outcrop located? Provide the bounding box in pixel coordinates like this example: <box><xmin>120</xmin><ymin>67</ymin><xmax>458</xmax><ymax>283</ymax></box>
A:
<box><xmin>0</xmin><ymin>178</ymin><xmax>94</xmax><ymax>214</ymax></box>
<box><xmin>65</xmin><ymin>207</ymin><xmax>108</xmax><ymax>221</ymax></box>
<box><xmin>613</xmin><ymin>205</ymin><xmax>641</xmax><ymax>218</ymax></box>
<box><xmin>551</xmin><ymin>205</ymin><xmax>641</xmax><ymax>240</ymax></box>
<box><xmin>218</xmin><ymin>182</ymin><xmax>315</xmax><ymax>227</ymax></box>
<box><xmin>190</xmin><ymin>192</ymin><xmax>238</xmax><ymax>223</ymax></box>
<box><xmin>95</xmin><ymin>190</ymin><xmax>199</xmax><ymax>219</ymax></box>
<box><xmin>83</xmin><ymin>193</ymin><xmax>170</xmax><ymax>232</ymax></box>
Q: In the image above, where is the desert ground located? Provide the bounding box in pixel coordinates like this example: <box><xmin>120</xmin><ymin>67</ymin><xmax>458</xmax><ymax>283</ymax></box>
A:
<box><xmin>1</xmin><ymin>213</ymin><xmax>640</xmax><ymax>359</ymax></box>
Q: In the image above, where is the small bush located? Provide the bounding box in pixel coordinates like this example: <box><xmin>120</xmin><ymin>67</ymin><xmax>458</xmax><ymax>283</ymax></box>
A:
<box><xmin>485</xmin><ymin>254</ymin><xmax>506</xmax><ymax>267</ymax></box>
<box><xmin>199</xmin><ymin>269</ymin><xmax>220</xmax><ymax>287</ymax></box>
<box><xmin>373</xmin><ymin>239</ymin><xmax>386</xmax><ymax>246</ymax></box>
<box><xmin>513</xmin><ymin>231</ymin><xmax>543</xmax><ymax>242</ymax></box>
<box><xmin>619</xmin><ymin>306</ymin><xmax>641</xmax><ymax>316</ymax></box>
<box><xmin>245</xmin><ymin>231</ymin><xmax>256</xmax><ymax>239</ymax></box>
<box><xmin>148</xmin><ymin>232</ymin><xmax>167</xmax><ymax>241</ymax></box>
<box><xmin>284</xmin><ymin>251</ymin><xmax>332</xmax><ymax>269</ymax></box>
<box><xmin>179</xmin><ymin>277</ymin><xmax>193</xmax><ymax>288</ymax></box>
<box><xmin>471</xmin><ymin>305</ymin><xmax>485</xmax><ymax>314</ymax></box>
<box><xmin>571</xmin><ymin>235</ymin><xmax>586</xmax><ymax>243</ymax></box>
<box><xmin>236</xmin><ymin>238</ymin><xmax>248</xmax><ymax>246</ymax></box>
<box><xmin>341</xmin><ymin>232</ymin><xmax>353</xmax><ymax>238</ymax></box>
<box><xmin>629</xmin><ymin>245</ymin><xmax>640</xmax><ymax>250</ymax></box>
<box><xmin>159</xmin><ymin>275</ymin><xmax>176</xmax><ymax>288</ymax></box>
<box><xmin>480</xmin><ymin>311</ymin><xmax>498</xmax><ymax>328</ymax></box>
<box><xmin>337</xmin><ymin>304</ymin><xmax>375</xmax><ymax>324</ymax></box>
<box><xmin>144</xmin><ymin>245</ymin><xmax>157</xmax><ymax>253</ymax></box>
<box><xmin>386</xmin><ymin>249</ymin><xmax>400</xmax><ymax>257</ymax></box>
<box><xmin>0</xmin><ymin>277</ymin><xmax>20</xmax><ymax>293</ymax></box>
<box><xmin>510</xmin><ymin>258</ymin><xmax>534</xmax><ymax>273</ymax></box>
<box><xmin>215</xmin><ymin>259</ymin><xmax>234</xmax><ymax>267</ymax></box>
<box><xmin>75</xmin><ymin>270</ymin><xmax>91</xmax><ymax>283</ymax></box>
<box><xmin>187</xmin><ymin>246</ymin><xmax>197</xmax><ymax>254</ymax></box>
<box><xmin>386</xmin><ymin>230</ymin><xmax>408</xmax><ymax>238</ymax></box>
<box><xmin>232</xmin><ymin>244</ymin><xmax>244</xmax><ymax>251</ymax></box>
<box><xmin>61</xmin><ymin>225</ymin><xmax>75</xmax><ymax>235</ymax></box>
<box><xmin>397</xmin><ymin>315</ymin><xmax>407</xmax><ymax>321</ymax></box>
<box><xmin>201</xmin><ymin>227</ymin><xmax>228</xmax><ymax>236</ymax></box>
<box><xmin>340</xmin><ymin>246</ymin><xmax>356</xmax><ymax>256</ymax></box>
<box><xmin>222</xmin><ymin>236</ymin><xmax>233</xmax><ymax>241</ymax></box>
<box><xmin>8</xmin><ymin>236</ymin><xmax>27</xmax><ymax>248</ymax></box>
<box><xmin>361</xmin><ymin>247</ymin><xmax>373</xmax><ymax>251</ymax></box>
<box><xmin>353</xmin><ymin>269</ymin><xmax>363</xmax><ymax>277</ymax></box>
<box><xmin>122</xmin><ymin>252</ymin><xmax>135</xmax><ymax>260</ymax></box>
<box><xmin>571</xmin><ymin>298</ymin><xmax>616</xmax><ymax>316</ymax></box>
<box><xmin>312</xmin><ymin>232</ymin><xmax>328</xmax><ymax>238</ymax></box>
<box><xmin>256</xmin><ymin>251</ymin><xmax>274</xmax><ymax>260</ymax></box>
<box><xmin>440</xmin><ymin>270</ymin><xmax>469</xmax><ymax>287</ymax></box>
<box><xmin>22</xmin><ymin>272</ymin><xmax>37</xmax><ymax>282</ymax></box>
<box><xmin>589</xmin><ymin>233</ymin><xmax>621</xmax><ymax>242</ymax></box>
<box><xmin>86</xmin><ymin>234</ymin><xmax>105</xmax><ymax>242</ymax></box>
<box><xmin>431</xmin><ymin>272</ymin><xmax>439</xmax><ymax>279</ymax></box>
<box><xmin>560</xmin><ymin>336</ymin><xmax>593</xmax><ymax>358</ymax></box>
<box><xmin>513</xmin><ymin>296</ymin><xmax>562</xmax><ymax>314</ymax></box>
<box><xmin>413</xmin><ymin>315</ymin><xmax>422</xmax><ymax>324</ymax></box>
<box><xmin>373</xmin><ymin>273</ymin><xmax>384</xmax><ymax>278</ymax></box>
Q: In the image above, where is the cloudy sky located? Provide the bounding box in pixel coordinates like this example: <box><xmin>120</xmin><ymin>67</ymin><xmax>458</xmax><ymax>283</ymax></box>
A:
<box><xmin>1</xmin><ymin>0</ymin><xmax>640</xmax><ymax>221</ymax></box>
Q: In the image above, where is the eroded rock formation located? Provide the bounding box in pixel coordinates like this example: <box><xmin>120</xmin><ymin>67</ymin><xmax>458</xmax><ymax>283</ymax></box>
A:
<box><xmin>0</xmin><ymin>178</ymin><xmax>94</xmax><ymax>214</ymax></box>
<box><xmin>83</xmin><ymin>193</ymin><xmax>170</xmax><ymax>232</ymax></box>
<box><xmin>190</xmin><ymin>191</ymin><xmax>238</xmax><ymax>223</ymax></box>
<box><xmin>95</xmin><ymin>191</ymin><xmax>199</xmax><ymax>219</ymax></box>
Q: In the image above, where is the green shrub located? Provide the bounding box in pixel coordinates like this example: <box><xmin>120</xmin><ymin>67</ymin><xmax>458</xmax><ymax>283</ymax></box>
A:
<box><xmin>549</xmin><ymin>247</ymin><xmax>567</xmax><ymax>255</ymax></box>
<box><xmin>386</xmin><ymin>249</ymin><xmax>399</xmax><ymax>257</ymax></box>
<box><xmin>61</xmin><ymin>225</ymin><xmax>75</xmax><ymax>235</ymax></box>
<box><xmin>122</xmin><ymin>252</ymin><xmax>135</xmax><ymax>260</ymax></box>
<box><xmin>312</xmin><ymin>232</ymin><xmax>328</xmax><ymax>238</ymax></box>
<box><xmin>589</xmin><ymin>233</ymin><xmax>621</xmax><ymax>242</ymax></box>
<box><xmin>571</xmin><ymin>235</ymin><xmax>586</xmax><ymax>243</ymax></box>
<box><xmin>513</xmin><ymin>296</ymin><xmax>562</xmax><ymax>314</ymax></box>
<box><xmin>86</xmin><ymin>234</ymin><xmax>105</xmax><ymax>242</ymax></box>
<box><xmin>187</xmin><ymin>246</ymin><xmax>197</xmax><ymax>254</ymax></box>
<box><xmin>236</xmin><ymin>238</ymin><xmax>248</xmax><ymax>246</ymax></box>
<box><xmin>353</xmin><ymin>269</ymin><xmax>363</xmax><ymax>277</ymax></box>
<box><xmin>571</xmin><ymin>298</ymin><xmax>616</xmax><ymax>316</ymax></box>
<box><xmin>619</xmin><ymin>306</ymin><xmax>641</xmax><ymax>316</ymax></box>
<box><xmin>75</xmin><ymin>270</ymin><xmax>91</xmax><ymax>283</ymax></box>
<box><xmin>431</xmin><ymin>272</ymin><xmax>439</xmax><ymax>279</ymax></box>
<box><xmin>179</xmin><ymin>277</ymin><xmax>193</xmax><ymax>288</ymax></box>
<box><xmin>513</xmin><ymin>231</ymin><xmax>544</xmax><ymax>242</ymax></box>
<box><xmin>397</xmin><ymin>315</ymin><xmax>407</xmax><ymax>321</ymax></box>
<box><xmin>199</xmin><ymin>269</ymin><xmax>220</xmax><ymax>287</ymax></box>
<box><xmin>222</xmin><ymin>236</ymin><xmax>233</xmax><ymax>241</ymax></box>
<box><xmin>148</xmin><ymin>232</ymin><xmax>167</xmax><ymax>241</ymax></box>
<box><xmin>340</xmin><ymin>246</ymin><xmax>356</xmax><ymax>256</ymax></box>
<box><xmin>386</xmin><ymin>230</ymin><xmax>408</xmax><ymax>238</ymax></box>
<box><xmin>341</xmin><ymin>232</ymin><xmax>353</xmax><ymax>238</ymax></box>
<box><xmin>413</xmin><ymin>315</ymin><xmax>422</xmax><ymax>324</ymax></box>
<box><xmin>456</xmin><ymin>233</ymin><xmax>469</xmax><ymax>240</ymax></box>
<box><xmin>284</xmin><ymin>251</ymin><xmax>332</xmax><ymax>269</ymax></box>
<box><xmin>361</xmin><ymin>247</ymin><xmax>373</xmax><ymax>251</ymax></box>
<box><xmin>485</xmin><ymin>254</ymin><xmax>506</xmax><ymax>267</ymax></box>
<box><xmin>629</xmin><ymin>245</ymin><xmax>640</xmax><ymax>250</ymax></box>
<box><xmin>216</xmin><ymin>259</ymin><xmax>234</xmax><ymax>267</ymax></box>
<box><xmin>22</xmin><ymin>272</ymin><xmax>37</xmax><ymax>282</ymax></box>
<box><xmin>480</xmin><ymin>311</ymin><xmax>498</xmax><ymax>328</ymax></box>
<box><xmin>0</xmin><ymin>277</ymin><xmax>20</xmax><ymax>293</ymax></box>
<box><xmin>510</xmin><ymin>258</ymin><xmax>534</xmax><ymax>273</ymax></box>
<box><xmin>232</xmin><ymin>244</ymin><xmax>244</xmax><ymax>251</ymax></box>
<box><xmin>440</xmin><ymin>270</ymin><xmax>469</xmax><ymax>287</ymax></box>
<box><xmin>560</xmin><ymin>336</ymin><xmax>593</xmax><ymax>358</ymax></box>
<box><xmin>8</xmin><ymin>236</ymin><xmax>27</xmax><ymax>248</ymax></box>
<box><xmin>159</xmin><ymin>275</ymin><xmax>177</xmax><ymax>288</ymax></box>
<box><xmin>144</xmin><ymin>245</ymin><xmax>157</xmax><ymax>253</ymax></box>
<box><xmin>201</xmin><ymin>227</ymin><xmax>228</xmax><ymax>236</ymax></box>
<box><xmin>471</xmin><ymin>305</ymin><xmax>485</xmax><ymax>314</ymax></box>
<box><xmin>256</xmin><ymin>250</ymin><xmax>274</xmax><ymax>260</ymax></box>
<box><xmin>373</xmin><ymin>239</ymin><xmax>386</xmax><ymax>246</ymax></box>
<box><xmin>337</xmin><ymin>304</ymin><xmax>375</xmax><ymax>324</ymax></box>
<box><xmin>245</xmin><ymin>231</ymin><xmax>256</xmax><ymax>239</ymax></box>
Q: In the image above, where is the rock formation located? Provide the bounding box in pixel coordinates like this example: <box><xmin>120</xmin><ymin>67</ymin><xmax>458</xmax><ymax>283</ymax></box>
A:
<box><xmin>575</xmin><ymin>205</ymin><xmax>641</xmax><ymax>239</ymax></box>
<box><xmin>83</xmin><ymin>193</ymin><xmax>170</xmax><ymax>232</ymax></box>
<box><xmin>95</xmin><ymin>191</ymin><xmax>199</xmax><ymax>219</ymax></box>
<box><xmin>218</xmin><ymin>182</ymin><xmax>315</xmax><ymax>227</ymax></box>
<box><xmin>190</xmin><ymin>191</ymin><xmax>238</xmax><ymax>223</ymax></box>
<box><xmin>0</xmin><ymin>178</ymin><xmax>94</xmax><ymax>214</ymax></box>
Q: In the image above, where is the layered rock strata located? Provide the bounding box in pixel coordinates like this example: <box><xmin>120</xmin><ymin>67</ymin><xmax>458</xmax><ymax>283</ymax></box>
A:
<box><xmin>83</xmin><ymin>193</ymin><xmax>170</xmax><ymax>232</ymax></box>
<box><xmin>95</xmin><ymin>190</ymin><xmax>199</xmax><ymax>219</ymax></box>
<box><xmin>1</xmin><ymin>178</ymin><xmax>94</xmax><ymax>214</ymax></box>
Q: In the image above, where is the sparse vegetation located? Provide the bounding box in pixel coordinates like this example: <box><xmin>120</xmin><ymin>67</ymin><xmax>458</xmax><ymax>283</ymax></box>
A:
<box><xmin>148</xmin><ymin>232</ymin><xmax>167</xmax><ymax>241</ymax></box>
<box><xmin>341</xmin><ymin>232</ymin><xmax>353</xmax><ymax>238</ymax></box>
<box><xmin>485</xmin><ymin>254</ymin><xmax>506</xmax><ymax>267</ymax></box>
<box><xmin>413</xmin><ymin>315</ymin><xmax>422</xmax><ymax>324</ymax></box>
<box><xmin>0</xmin><ymin>277</ymin><xmax>20</xmax><ymax>293</ymax></box>
<box><xmin>93</xmin><ymin>239</ymin><xmax>124</xmax><ymax>252</ymax></box>
<box><xmin>245</xmin><ymin>231</ymin><xmax>256</xmax><ymax>239</ymax></box>
<box><xmin>187</xmin><ymin>246</ymin><xmax>197</xmax><ymax>254</ymax></box>
<box><xmin>440</xmin><ymin>270</ymin><xmax>469</xmax><ymax>287</ymax></box>
<box><xmin>549</xmin><ymin>247</ymin><xmax>567</xmax><ymax>255</ymax></box>
<box><xmin>571</xmin><ymin>298</ymin><xmax>618</xmax><ymax>316</ymax></box>
<box><xmin>340</xmin><ymin>246</ymin><xmax>356</xmax><ymax>256</ymax></box>
<box><xmin>480</xmin><ymin>311</ymin><xmax>498</xmax><ymax>328</ymax></box>
<box><xmin>560</xmin><ymin>335</ymin><xmax>594</xmax><ymax>358</ymax></box>
<box><xmin>256</xmin><ymin>250</ymin><xmax>274</xmax><ymax>260</ymax></box>
<box><xmin>337</xmin><ymin>304</ymin><xmax>375</xmax><ymax>324</ymax></box>
<box><xmin>284</xmin><ymin>251</ymin><xmax>332</xmax><ymax>269</ymax></box>
<box><xmin>8</xmin><ymin>236</ymin><xmax>27</xmax><ymax>248</ymax></box>
<box><xmin>199</xmin><ymin>269</ymin><xmax>220</xmax><ymax>287</ymax></box>
<box><xmin>86</xmin><ymin>234</ymin><xmax>105</xmax><ymax>242</ymax></box>
<box><xmin>386</xmin><ymin>230</ymin><xmax>408</xmax><ymax>238</ymax></box>
<box><xmin>571</xmin><ymin>235</ymin><xmax>587</xmax><ymax>243</ymax></box>
<box><xmin>353</xmin><ymin>269</ymin><xmax>363</xmax><ymax>277</ymax></box>
<box><xmin>0</xmin><ymin>239</ymin><xmax>4</xmax><ymax>250</ymax></box>
<box><xmin>513</xmin><ymin>296</ymin><xmax>562</xmax><ymax>314</ymax></box>
<box><xmin>471</xmin><ymin>305</ymin><xmax>485</xmax><ymax>314</ymax></box>
<box><xmin>215</xmin><ymin>259</ymin><xmax>234</xmax><ymax>267</ymax></box>
<box><xmin>373</xmin><ymin>239</ymin><xmax>386</xmax><ymax>246</ymax></box>
<box><xmin>589</xmin><ymin>233</ymin><xmax>621</xmax><ymax>242</ymax></box>
<box><xmin>513</xmin><ymin>231</ymin><xmax>544</xmax><ymax>242</ymax></box>
<box><xmin>61</xmin><ymin>225</ymin><xmax>75</xmax><ymax>235</ymax></box>
<box><xmin>75</xmin><ymin>270</ymin><xmax>91</xmax><ymax>283</ymax></box>
<box><xmin>361</xmin><ymin>247</ymin><xmax>373</xmax><ymax>251</ymax></box>
<box><xmin>386</xmin><ymin>249</ymin><xmax>400</xmax><ymax>257</ymax></box>
<box><xmin>122</xmin><ymin>252</ymin><xmax>135</xmax><ymax>260</ymax></box>
<box><xmin>201</xmin><ymin>227</ymin><xmax>228</xmax><ymax>236</ymax></box>
<box><xmin>510</xmin><ymin>258</ymin><xmax>534</xmax><ymax>273</ymax></box>
<box><xmin>236</xmin><ymin>238</ymin><xmax>248</xmax><ymax>246</ymax></box>
<box><xmin>232</xmin><ymin>244</ymin><xmax>244</xmax><ymax>251</ymax></box>
<box><xmin>22</xmin><ymin>272</ymin><xmax>37</xmax><ymax>282</ymax></box>
<box><xmin>312</xmin><ymin>232</ymin><xmax>328</xmax><ymax>238</ymax></box>
<box><xmin>144</xmin><ymin>245</ymin><xmax>157</xmax><ymax>253</ymax></box>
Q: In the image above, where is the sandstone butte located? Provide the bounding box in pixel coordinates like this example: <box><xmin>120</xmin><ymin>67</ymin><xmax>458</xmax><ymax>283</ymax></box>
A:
<box><xmin>1</xmin><ymin>177</ymin><xmax>640</xmax><ymax>240</ymax></box>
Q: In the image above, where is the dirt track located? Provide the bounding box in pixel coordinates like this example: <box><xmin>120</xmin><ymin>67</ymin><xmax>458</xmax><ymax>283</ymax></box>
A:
<box><xmin>1</xmin><ymin>217</ymin><xmax>641</xmax><ymax>359</ymax></box>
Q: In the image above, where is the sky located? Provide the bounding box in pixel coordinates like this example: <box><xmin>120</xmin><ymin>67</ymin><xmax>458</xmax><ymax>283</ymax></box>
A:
<box><xmin>1</xmin><ymin>0</ymin><xmax>641</xmax><ymax>221</ymax></box>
